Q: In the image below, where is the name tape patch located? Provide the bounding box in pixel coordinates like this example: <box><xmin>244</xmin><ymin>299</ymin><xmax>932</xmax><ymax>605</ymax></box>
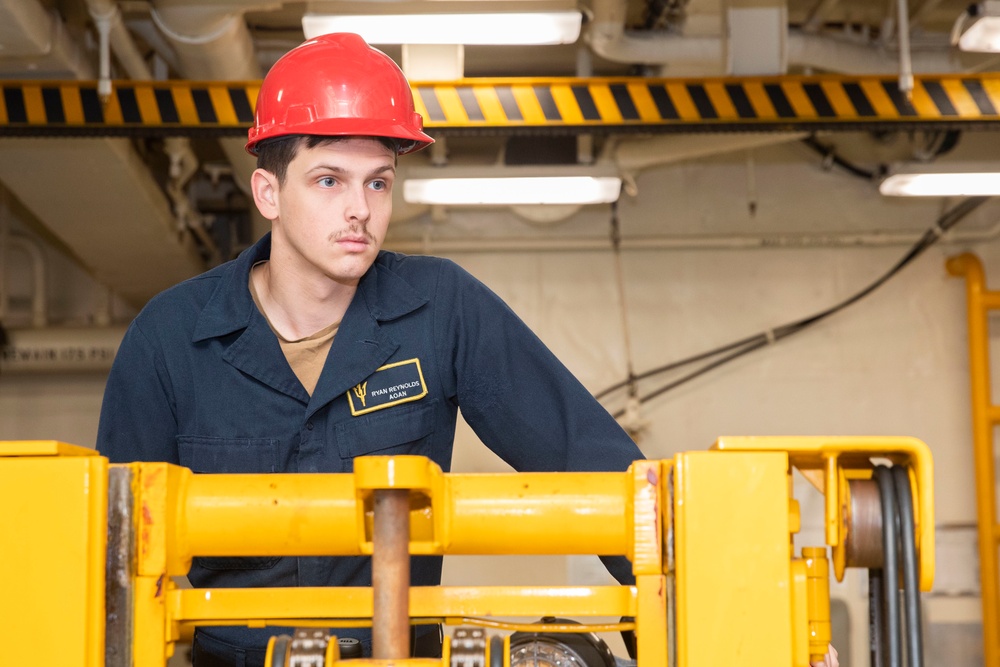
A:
<box><xmin>348</xmin><ymin>358</ymin><xmax>428</xmax><ymax>416</ymax></box>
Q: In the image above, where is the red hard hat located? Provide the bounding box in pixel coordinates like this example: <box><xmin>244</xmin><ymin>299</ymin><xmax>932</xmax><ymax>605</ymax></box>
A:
<box><xmin>245</xmin><ymin>33</ymin><xmax>433</xmax><ymax>156</ymax></box>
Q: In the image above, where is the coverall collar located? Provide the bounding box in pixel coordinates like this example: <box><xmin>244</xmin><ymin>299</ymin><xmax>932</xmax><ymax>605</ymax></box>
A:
<box><xmin>192</xmin><ymin>232</ymin><xmax>428</xmax><ymax>343</ymax></box>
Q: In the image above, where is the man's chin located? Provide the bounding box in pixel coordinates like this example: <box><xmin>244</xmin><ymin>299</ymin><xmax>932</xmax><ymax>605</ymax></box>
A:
<box><xmin>326</xmin><ymin>256</ymin><xmax>377</xmax><ymax>284</ymax></box>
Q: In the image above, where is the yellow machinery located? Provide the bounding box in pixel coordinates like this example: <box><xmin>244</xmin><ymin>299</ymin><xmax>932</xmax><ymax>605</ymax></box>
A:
<box><xmin>0</xmin><ymin>436</ymin><xmax>934</xmax><ymax>667</ymax></box>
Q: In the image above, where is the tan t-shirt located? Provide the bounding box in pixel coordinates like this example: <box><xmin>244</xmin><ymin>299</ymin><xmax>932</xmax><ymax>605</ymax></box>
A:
<box><xmin>249</xmin><ymin>263</ymin><xmax>339</xmax><ymax>396</ymax></box>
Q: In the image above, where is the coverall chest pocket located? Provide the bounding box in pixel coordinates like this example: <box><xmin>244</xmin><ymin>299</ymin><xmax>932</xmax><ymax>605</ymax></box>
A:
<box><xmin>177</xmin><ymin>435</ymin><xmax>281</xmax><ymax>571</ymax></box>
<box><xmin>335</xmin><ymin>399</ymin><xmax>438</xmax><ymax>459</ymax></box>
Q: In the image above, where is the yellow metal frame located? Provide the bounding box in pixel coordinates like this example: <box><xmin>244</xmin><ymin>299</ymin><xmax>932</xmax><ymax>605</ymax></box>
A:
<box><xmin>125</xmin><ymin>455</ymin><xmax>655</xmax><ymax>665</ymax></box>
<box><xmin>0</xmin><ymin>437</ymin><xmax>936</xmax><ymax>667</ymax></box>
<box><xmin>946</xmin><ymin>252</ymin><xmax>1000</xmax><ymax>667</ymax></box>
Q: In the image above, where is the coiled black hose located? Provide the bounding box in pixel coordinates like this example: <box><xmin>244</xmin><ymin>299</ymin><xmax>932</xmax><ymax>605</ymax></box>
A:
<box><xmin>869</xmin><ymin>567</ymin><xmax>884</xmax><ymax>667</ymax></box>
<box><xmin>870</xmin><ymin>465</ymin><xmax>923</xmax><ymax>667</ymax></box>
<box><xmin>875</xmin><ymin>465</ymin><xmax>901</xmax><ymax>667</ymax></box>
<box><xmin>893</xmin><ymin>466</ymin><xmax>924</xmax><ymax>667</ymax></box>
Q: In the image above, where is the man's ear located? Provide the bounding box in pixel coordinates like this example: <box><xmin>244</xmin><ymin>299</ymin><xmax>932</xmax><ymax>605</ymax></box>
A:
<box><xmin>251</xmin><ymin>168</ymin><xmax>280</xmax><ymax>220</ymax></box>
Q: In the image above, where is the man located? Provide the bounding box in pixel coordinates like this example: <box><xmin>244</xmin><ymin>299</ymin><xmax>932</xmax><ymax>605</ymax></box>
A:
<box><xmin>98</xmin><ymin>33</ymin><xmax>644</xmax><ymax>667</ymax></box>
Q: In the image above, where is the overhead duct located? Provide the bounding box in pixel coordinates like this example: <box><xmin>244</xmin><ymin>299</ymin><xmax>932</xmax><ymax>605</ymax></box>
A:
<box><xmin>0</xmin><ymin>2</ymin><xmax>90</xmax><ymax>77</ymax></box>
<box><xmin>587</xmin><ymin>0</ymin><xmax>969</xmax><ymax>73</ymax></box>
<box><xmin>786</xmin><ymin>33</ymin><xmax>964</xmax><ymax>74</ymax></box>
<box><xmin>151</xmin><ymin>0</ymin><xmax>279</xmax><ymax>241</ymax></box>
<box><xmin>0</xmin><ymin>0</ymin><xmax>204</xmax><ymax>307</ymax></box>
<box><xmin>0</xmin><ymin>0</ymin><xmax>56</xmax><ymax>58</ymax></box>
<box><xmin>0</xmin><ymin>139</ymin><xmax>206</xmax><ymax>305</ymax></box>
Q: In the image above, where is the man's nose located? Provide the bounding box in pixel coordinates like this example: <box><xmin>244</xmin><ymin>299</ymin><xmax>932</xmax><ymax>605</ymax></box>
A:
<box><xmin>344</xmin><ymin>184</ymin><xmax>371</xmax><ymax>222</ymax></box>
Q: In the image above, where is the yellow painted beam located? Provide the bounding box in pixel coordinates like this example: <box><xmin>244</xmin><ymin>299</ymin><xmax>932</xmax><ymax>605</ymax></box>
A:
<box><xmin>169</xmin><ymin>585</ymin><xmax>636</xmax><ymax>624</ymax></box>
<box><xmin>161</xmin><ymin>465</ymin><xmax>632</xmax><ymax>573</ymax></box>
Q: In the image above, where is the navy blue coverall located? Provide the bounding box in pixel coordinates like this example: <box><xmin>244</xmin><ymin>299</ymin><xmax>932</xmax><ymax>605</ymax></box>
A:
<box><xmin>97</xmin><ymin>233</ymin><xmax>644</xmax><ymax>666</ymax></box>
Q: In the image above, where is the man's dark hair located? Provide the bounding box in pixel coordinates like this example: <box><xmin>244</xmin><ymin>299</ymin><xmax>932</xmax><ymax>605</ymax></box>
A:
<box><xmin>256</xmin><ymin>135</ymin><xmax>400</xmax><ymax>186</ymax></box>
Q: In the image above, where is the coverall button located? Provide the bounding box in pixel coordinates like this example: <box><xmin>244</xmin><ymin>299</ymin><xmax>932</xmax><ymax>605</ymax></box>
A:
<box><xmin>306</xmin><ymin>422</ymin><xmax>314</xmax><ymax>430</ymax></box>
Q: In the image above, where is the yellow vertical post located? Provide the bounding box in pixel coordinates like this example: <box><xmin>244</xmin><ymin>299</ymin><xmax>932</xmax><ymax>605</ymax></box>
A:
<box><xmin>630</xmin><ymin>460</ymin><xmax>669</xmax><ymax>667</ymax></box>
<box><xmin>673</xmin><ymin>450</ymin><xmax>794</xmax><ymax>667</ymax></box>
<box><xmin>0</xmin><ymin>442</ymin><xmax>108</xmax><ymax>667</ymax></box>
<box><xmin>947</xmin><ymin>252</ymin><xmax>1000</xmax><ymax>667</ymax></box>
<box><xmin>134</xmin><ymin>462</ymin><xmax>186</xmax><ymax>667</ymax></box>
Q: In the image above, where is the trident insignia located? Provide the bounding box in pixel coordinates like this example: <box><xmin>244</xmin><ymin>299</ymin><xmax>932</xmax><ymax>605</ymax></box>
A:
<box><xmin>353</xmin><ymin>381</ymin><xmax>368</xmax><ymax>407</ymax></box>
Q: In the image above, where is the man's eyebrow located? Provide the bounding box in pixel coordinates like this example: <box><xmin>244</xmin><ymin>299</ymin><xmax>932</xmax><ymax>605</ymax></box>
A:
<box><xmin>306</xmin><ymin>163</ymin><xmax>396</xmax><ymax>177</ymax></box>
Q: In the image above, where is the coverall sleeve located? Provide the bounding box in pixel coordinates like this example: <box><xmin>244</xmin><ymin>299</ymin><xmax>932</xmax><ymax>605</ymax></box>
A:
<box><xmin>433</xmin><ymin>260</ymin><xmax>642</xmax><ymax>584</ymax></box>
<box><xmin>96</xmin><ymin>320</ymin><xmax>180</xmax><ymax>464</ymax></box>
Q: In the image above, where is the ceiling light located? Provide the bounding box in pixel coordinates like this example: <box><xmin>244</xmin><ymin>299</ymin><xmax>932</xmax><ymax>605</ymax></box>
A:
<box><xmin>402</xmin><ymin>166</ymin><xmax>622</xmax><ymax>206</ymax></box>
<box><xmin>302</xmin><ymin>11</ymin><xmax>582</xmax><ymax>45</ymax></box>
<box><xmin>879</xmin><ymin>163</ymin><xmax>1000</xmax><ymax>196</ymax></box>
<box><xmin>952</xmin><ymin>0</ymin><xmax>1000</xmax><ymax>51</ymax></box>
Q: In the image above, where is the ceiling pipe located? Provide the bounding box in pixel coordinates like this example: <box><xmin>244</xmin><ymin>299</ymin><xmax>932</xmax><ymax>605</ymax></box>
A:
<box><xmin>150</xmin><ymin>1</ymin><xmax>279</xmax><ymax>241</ymax></box>
<box><xmin>896</xmin><ymin>0</ymin><xmax>915</xmax><ymax>96</ymax></box>
<box><xmin>85</xmin><ymin>0</ymin><xmax>156</xmax><ymax>81</ymax></box>
<box><xmin>587</xmin><ymin>25</ymin><xmax>723</xmax><ymax>70</ymax></box>
<box><xmin>150</xmin><ymin>3</ymin><xmax>266</xmax><ymax>80</ymax></box>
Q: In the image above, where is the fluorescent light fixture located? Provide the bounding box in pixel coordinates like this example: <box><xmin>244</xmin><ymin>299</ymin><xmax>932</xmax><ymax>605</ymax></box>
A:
<box><xmin>954</xmin><ymin>0</ymin><xmax>1000</xmax><ymax>51</ymax></box>
<box><xmin>302</xmin><ymin>11</ymin><xmax>582</xmax><ymax>45</ymax></box>
<box><xmin>880</xmin><ymin>163</ymin><xmax>1000</xmax><ymax>196</ymax></box>
<box><xmin>402</xmin><ymin>166</ymin><xmax>622</xmax><ymax>205</ymax></box>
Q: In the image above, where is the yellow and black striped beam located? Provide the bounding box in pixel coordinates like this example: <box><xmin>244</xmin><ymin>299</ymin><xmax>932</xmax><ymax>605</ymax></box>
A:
<box><xmin>4</xmin><ymin>74</ymin><xmax>1000</xmax><ymax>136</ymax></box>
<box><xmin>0</xmin><ymin>81</ymin><xmax>258</xmax><ymax>137</ymax></box>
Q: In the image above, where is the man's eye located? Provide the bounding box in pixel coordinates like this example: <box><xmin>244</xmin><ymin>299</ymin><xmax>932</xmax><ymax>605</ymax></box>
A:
<box><xmin>319</xmin><ymin>177</ymin><xmax>336</xmax><ymax>187</ymax></box>
<box><xmin>369</xmin><ymin>180</ymin><xmax>387</xmax><ymax>191</ymax></box>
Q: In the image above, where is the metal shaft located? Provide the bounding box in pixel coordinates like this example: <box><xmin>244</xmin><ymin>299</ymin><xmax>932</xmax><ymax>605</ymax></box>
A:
<box><xmin>372</xmin><ymin>489</ymin><xmax>410</xmax><ymax>659</ymax></box>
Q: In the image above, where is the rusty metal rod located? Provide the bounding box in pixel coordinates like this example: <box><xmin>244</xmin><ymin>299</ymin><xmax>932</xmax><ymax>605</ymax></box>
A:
<box><xmin>372</xmin><ymin>489</ymin><xmax>410</xmax><ymax>659</ymax></box>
